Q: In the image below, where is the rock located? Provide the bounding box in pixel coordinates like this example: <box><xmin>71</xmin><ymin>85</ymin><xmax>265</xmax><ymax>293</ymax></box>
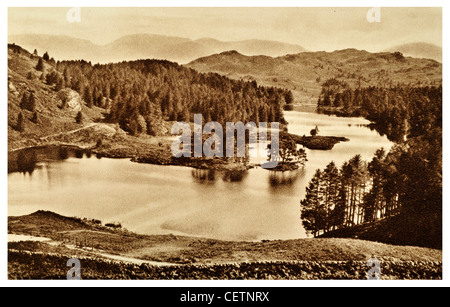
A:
<box><xmin>8</xmin><ymin>81</ymin><xmax>19</xmax><ymax>97</ymax></box>
<box><xmin>57</xmin><ymin>88</ymin><xmax>82</xmax><ymax>112</ymax></box>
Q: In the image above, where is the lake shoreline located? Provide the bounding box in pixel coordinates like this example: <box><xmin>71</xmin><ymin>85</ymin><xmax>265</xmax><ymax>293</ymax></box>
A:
<box><xmin>8</xmin><ymin>129</ymin><xmax>350</xmax><ymax>172</ymax></box>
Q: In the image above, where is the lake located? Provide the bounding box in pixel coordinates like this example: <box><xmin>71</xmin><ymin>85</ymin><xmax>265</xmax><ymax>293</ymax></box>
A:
<box><xmin>8</xmin><ymin>111</ymin><xmax>393</xmax><ymax>241</ymax></box>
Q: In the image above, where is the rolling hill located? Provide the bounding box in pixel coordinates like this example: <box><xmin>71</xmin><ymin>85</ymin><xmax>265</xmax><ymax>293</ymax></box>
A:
<box><xmin>386</xmin><ymin>42</ymin><xmax>442</xmax><ymax>62</ymax></box>
<box><xmin>186</xmin><ymin>49</ymin><xmax>442</xmax><ymax>105</ymax></box>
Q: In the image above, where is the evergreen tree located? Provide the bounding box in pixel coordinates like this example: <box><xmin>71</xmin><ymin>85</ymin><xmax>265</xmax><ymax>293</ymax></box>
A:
<box><xmin>84</xmin><ymin>87</ymin><xmax>93</xmax><ymax>108</ymax></box>
<box><xmin>20</xmin><ymin>93</ymin><xmax>29</xmax><ymax>109</ymax></box>
<box><xmin>19</xmin><ymin>92</ymin><xmax>36</xmax><ymax>112</ymax></box>
<box><xmin>300</xmin><ymin>169</ymin><xmax>325</xmax><ymax>237</ymax></box>
<box><xmin>75</xmin><ymin>111</ymin><xmax>83</xmax><ymax>124</ymax></box>
<box><xmin>36</xmin><ymin>58</ymin><xmax>44</xmax><ymax>71</ymax></box>
<box><xmin>322</xmin><ymin>161</ymin><xmax>341</xmax><ymax>232</ymax></box>
<box><xmin>284</xmin><ymin>91</ymin><xmax>294</xmax><ymax>105</ymax></box>
<box><xmin>16</xmin><ymin>112</ymin><xmax>25</xmax><ymax>132</ymax></box>
<box><xmin>31</xmin><ymin>111</ymin><xmax>39</xmax><ymax>124</ymax></box>
<box><xmin>55</xmin><ymin>76</ymin><xmax>64</xmax><ymax>91</ymax></box>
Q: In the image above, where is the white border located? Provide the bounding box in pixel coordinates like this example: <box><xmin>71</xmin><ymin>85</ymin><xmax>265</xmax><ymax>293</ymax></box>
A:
<box><xmin>1</xmin><ymin>1</ymin><xmax>448</xmax><ymax>288</ymax></box>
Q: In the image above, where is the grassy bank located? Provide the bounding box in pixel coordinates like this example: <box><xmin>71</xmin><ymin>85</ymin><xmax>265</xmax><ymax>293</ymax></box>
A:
<box><xmin>8</xmin><ymin>211</ymin><xmax>442</xmax><ymax>280</ymax></box>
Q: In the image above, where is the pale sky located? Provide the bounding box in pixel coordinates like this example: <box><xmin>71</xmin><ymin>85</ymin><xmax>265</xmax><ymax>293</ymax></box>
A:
<box><xmin>8</xmin><ymin>7</ymin><xmax>442</xmax><ymax>51</ymax></box>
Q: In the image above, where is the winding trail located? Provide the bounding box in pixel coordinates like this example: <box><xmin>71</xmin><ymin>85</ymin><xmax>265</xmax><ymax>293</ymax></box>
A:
<box><xmin>9</xmin><ymin>122</ymin><xmax>114</xmax><ymax>152</ymax></box>
<box><xmin>39</xmin><ymin>123</ymin><xmax>99</xmax><ymax>141</ymax></box>
<box><xmin>8</xmin><ymin>233</ymin><xmax>176</xmax><ymax>266</ymax></box>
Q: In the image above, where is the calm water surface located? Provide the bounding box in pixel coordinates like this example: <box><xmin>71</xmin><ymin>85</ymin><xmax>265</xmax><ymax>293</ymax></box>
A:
<box><xmin>8</xmin><ymin>111</ymin><xmax>393</xmax><ymax>241</ymax></box>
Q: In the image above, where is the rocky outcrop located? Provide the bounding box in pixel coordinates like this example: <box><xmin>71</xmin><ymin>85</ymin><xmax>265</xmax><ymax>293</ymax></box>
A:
<box><xmin>57</xmin><ymin>88</ymin><xmax>82</xmax><ymax>112</ymax></box>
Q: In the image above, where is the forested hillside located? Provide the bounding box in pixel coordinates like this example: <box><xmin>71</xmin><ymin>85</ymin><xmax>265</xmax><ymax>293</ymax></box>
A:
<box><xmin>8</xmin><ymin>44</ymin><xmax>293</xmax><ymax>140</ymax></box>
<box><xmin>317</xmin><ymin>80</ymin><xmax>442</xmax><ymax>142</ymax></box>
<box><xmin>55</xmin><ymin>59</ymin><xmax>292</xmax><ymax>135</ymax></box>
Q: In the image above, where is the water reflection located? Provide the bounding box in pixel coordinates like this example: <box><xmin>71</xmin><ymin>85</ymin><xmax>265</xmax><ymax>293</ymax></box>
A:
<box><xmin>8</xmin><ymin>145</ymin><xmax>88</xmax><ymax>175</ymax></box>
<box><xmin>268</xmin><ymin>169</ymin><xmax>302</xmax><ymax>187</ymax></box>
<box><xmin>222</xmin><ymin>169</ymin><xmax>248</xmax><ymax>182</ymax></box>
<box><xmin>191</xmin><ymin>168</ymin><xmax>248</xmax><ymax>183</ymax></box>
<box><xmin>192</xmin><ymin>169</ymin><xmax>216</xmax><ymax>183</ymax></box>
<box><xmin>9</xmin><ymin>150</ymin><xmax>38</xmax><ymax>175</ymax></box>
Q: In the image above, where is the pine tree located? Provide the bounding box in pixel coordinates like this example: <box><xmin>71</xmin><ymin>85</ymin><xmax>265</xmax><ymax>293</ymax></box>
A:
<box><xmin>28</xmin><ymin>93</ymin><xmax>36</xmax><ymax>112</ymax></box>
<box><xmin>55</xmin><ymin>76</ymin><xmax>64</xmax><ymax>91</ymax></box>
<box><xmin>75</xmin><ymin>111</ymin><xmax>83</xmax><ymax>124</ymax></box>
<box><xmin>341</xmin><ymin>155</ymin><xmax>369</xmax><ymax>226</ymax></box>
<box><xmin>284</xmin><ymin>91</ymin><xmax>294</xmax><ymax>105</ymax></box>
<box><xmin>365</xmin><ymin>148</ymin><xmax>387</xmax><ymax>221</ymax></box>
<box><xmin>20</xmin><ymin>93</ymin><xmax>29</xmax><ymax>109</ymax></box>
<box><xmin>31</xmin><ymin>111</ymin><xmax>39</xmax><ymax>124</ymax></box>
<box><xmin>16</xmin><ymin>112</ymin><xmax>25</xmax><ymax>132</ymax></box>
<box><xmin>84</xmin><ymin>87</ymin><xmax>93</xmax><ymax>108</ymax></box>
<box><xmin>36</xmin><ymin>58</ymin><xmax>44</xmax><ymax>71</ymax></box>
<box><xmin>322</xmin><ymin>161</ymin><xmax>341</xmax><ymax>232</ymax></box>
<box><xmin>300</xmin><ymin>169</ymin><xmax>325</xmax><ymax>237</ymax></box>
<box><xmin>19</xmin><ymin>92</ymin><xmax>36</xmax><ymax>112</ymax></box>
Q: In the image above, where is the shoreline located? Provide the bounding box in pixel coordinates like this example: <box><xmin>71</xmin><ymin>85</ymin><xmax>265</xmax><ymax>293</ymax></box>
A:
<box><xmin>8</xmin><ymin>128</ymin><xmax>350</xmax><ymax>173</ymax></box>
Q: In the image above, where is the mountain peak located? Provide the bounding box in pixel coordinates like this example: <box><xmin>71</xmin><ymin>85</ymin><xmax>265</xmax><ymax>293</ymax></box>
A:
<box><xmin>219</xmin><ymin>50</ymin><xmax>242</xmax><ymax>56</ymax></box>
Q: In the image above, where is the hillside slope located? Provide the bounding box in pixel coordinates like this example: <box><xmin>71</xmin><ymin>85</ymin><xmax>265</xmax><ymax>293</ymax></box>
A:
<box><xmin>7</xmin><ymin>44</ymin><xmax>107</xmax><ymax>150</ymax></box>
<box><xmin>186</xmin><ymin>49</ymin><xmax>442</xmax><ymax>105</ymax></box>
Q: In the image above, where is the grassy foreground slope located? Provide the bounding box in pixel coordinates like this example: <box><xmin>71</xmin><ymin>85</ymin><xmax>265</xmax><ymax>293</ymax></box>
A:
<box><xmin>8</xmin><ymin>211</ymin><xmax>442</xmax><ymax>279</ymax></box>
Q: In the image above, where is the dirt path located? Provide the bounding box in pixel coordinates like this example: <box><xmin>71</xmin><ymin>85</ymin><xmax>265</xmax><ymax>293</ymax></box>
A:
<box><xmin>39</xmin><ymin>123</ymin><xmax>99</xmax><ymax>141</ymax></box>
<box><xmin>9</xmin><ymin>122</ymin><xmax>117</xmax><ymax>152</ymax></box>
<box><xmin>8</xmin><ymin>233</ymin><xmax>176</xmax><ymax>266</ymax></box>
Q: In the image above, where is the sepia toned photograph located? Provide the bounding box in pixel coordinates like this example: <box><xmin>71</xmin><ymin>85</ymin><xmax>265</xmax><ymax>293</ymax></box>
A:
<box><xmin>6</xmin><ymin>6</ymin><xmax>442</xmax><ymax>282</ymax></box>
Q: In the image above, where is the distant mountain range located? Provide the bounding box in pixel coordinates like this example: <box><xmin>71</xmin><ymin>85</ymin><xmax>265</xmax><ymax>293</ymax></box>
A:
<box><xmin>8</xmin><ymin>34</ymin><xmax>308</xmax><ymax>64</ymax></box>
<box><xmin>187</xmin><ymin>49</ymin><xmax>442</xmax><ymax>104</ymax></box>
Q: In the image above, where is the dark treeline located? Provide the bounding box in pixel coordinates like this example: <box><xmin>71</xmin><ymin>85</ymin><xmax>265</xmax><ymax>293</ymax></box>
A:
<box><xmin>51</xmin><ymin>59</ymin><xmax>292</xmax><ymax>135</ymax></box>
<box><xmin>301</xmin><ymin>135</ymin><xmax>441</xmax><ymax>248</ymax></box>
<box><xmin>302</xmin><ymin>81</ymin><xmax>442</xmax><ymax>248</ymax></box>
<box><xmin>301</xmin><ymin>152</ymin><xmax>400</xmax><ymax>237</ymax></box>
<box><xmin>317</xmin><ymin>79</ymin><xmax>442</xmax><ymax>142</ymax></box>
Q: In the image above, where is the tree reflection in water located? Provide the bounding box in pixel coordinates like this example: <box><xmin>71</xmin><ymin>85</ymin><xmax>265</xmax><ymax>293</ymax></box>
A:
<box><xmin>221</xmin><ymin>169</ymin><xmax>248</xmax><ymax>182</ymax></box>
<box><xmin>191</xmin><ymin>168</ymin><xmax>249</xmax><ymax>184</ymax></box>
<box><xmin>268</xmin><ymin>169</ymin><xmax>302</xmax><ymax>187</ymax></box>
<box><xmin>8</xmin><ymin>145</ymin><xmax>90</xmax><ymax>176</ymax></box>
<box><xmin>191</xmin><ymin>169</ymin><xmax>216</xmax><ymax>184</ymax></box>
<box><xmin>14</xmin><ymin>150</ymin><xmax>38</xmax><ymax>175</ymax></box>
